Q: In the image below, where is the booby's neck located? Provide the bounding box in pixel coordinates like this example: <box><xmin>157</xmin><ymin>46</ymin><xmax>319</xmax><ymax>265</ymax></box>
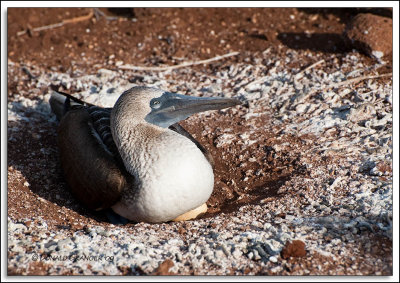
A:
<box><xmin>111</xmin><ymin>115</ymin><xmax>164</xmax><ymax>176</ymax></box>
<box><xmin>109</xmin><ymin>88</ymin><xmax>163</xmax><ymax>174</ymax></box>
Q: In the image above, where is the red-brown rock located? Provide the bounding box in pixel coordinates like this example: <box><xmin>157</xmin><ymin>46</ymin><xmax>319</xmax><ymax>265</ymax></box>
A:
<box><xmin>152</xmin><ymin>259</ymin><xmax>176</xmax><ymax>275</ymax></box>
<box><xmin>281</xmin><ymin>240</ymin><xmax>307</xmax><ymax>259</ymax></box>
<box><xmin>344</xmin><ymin>13</ymin><xmax>392</xmax><ymax>60</ymax></box>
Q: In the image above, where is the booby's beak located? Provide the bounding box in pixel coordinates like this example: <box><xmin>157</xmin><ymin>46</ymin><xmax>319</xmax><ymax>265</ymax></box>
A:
<box><xmin>145</xmin><ymin>92</ymin><xmax>242</xmax><ymax>128</ymax></box>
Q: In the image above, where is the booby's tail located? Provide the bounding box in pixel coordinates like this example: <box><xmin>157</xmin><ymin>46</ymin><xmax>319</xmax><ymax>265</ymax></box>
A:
<box><xmin>49</xmin><ymin>90</ymin><xmax>95</xmax><ymax>121</ymax></box>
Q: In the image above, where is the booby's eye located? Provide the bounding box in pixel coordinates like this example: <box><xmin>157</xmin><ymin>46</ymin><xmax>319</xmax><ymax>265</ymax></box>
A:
<box><xmin>151</xmin><ymin>100</ymin><xmax>161</xmax><ymax>109</ymax></box>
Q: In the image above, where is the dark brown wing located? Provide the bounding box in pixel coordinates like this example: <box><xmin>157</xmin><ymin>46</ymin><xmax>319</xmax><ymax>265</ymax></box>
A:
<box><xmin>57</xmin><ymin>106</ymin><xmax>128</xmax><ymax>211</ymax></box>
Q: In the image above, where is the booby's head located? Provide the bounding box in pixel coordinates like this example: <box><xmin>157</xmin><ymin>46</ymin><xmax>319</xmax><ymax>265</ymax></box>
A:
<box><xmin>112</xmin><ymin>86</ymin><xmax>241</xmax><ymax>128</ymax></box>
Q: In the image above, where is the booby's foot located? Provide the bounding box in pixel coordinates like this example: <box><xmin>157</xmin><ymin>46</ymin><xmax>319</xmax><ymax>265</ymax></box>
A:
<box><xmin>172</xmin><ymin>203</ymin><xmax>208</xmax><ymax>222</ymax></box>
<box><xmin>105</xmin><ymin>209</ymin><xmax>129</xmax><ymax>225</ymax></box>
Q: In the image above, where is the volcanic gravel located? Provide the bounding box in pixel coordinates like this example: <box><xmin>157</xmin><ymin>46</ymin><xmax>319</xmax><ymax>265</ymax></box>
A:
<box><xmin>7</xmin><ymin>7</ymin><xmax>393</xmax><ymax>276</ymax></box>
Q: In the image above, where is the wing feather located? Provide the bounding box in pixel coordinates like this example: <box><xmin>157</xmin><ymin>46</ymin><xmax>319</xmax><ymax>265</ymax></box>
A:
<box><xmin>57</xmin><ymin>107</ymin><xmax>128</xmax><ymax>210</ymax></box>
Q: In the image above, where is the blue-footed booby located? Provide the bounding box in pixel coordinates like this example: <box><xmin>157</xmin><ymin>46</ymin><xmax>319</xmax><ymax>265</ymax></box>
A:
<box><xmin>50</xmin><ymin>86</ymin><xmax>241</xmax><ymax>223</ymax></box>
